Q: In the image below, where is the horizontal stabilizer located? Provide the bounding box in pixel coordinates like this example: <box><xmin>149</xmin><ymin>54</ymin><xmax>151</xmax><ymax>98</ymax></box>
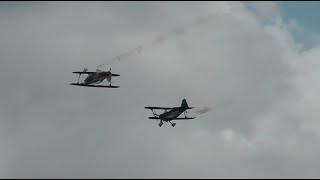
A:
<box><xmin>112</xmin><ymin>74</ymin><xmax>120</xmax><ymax>76</ymax></box>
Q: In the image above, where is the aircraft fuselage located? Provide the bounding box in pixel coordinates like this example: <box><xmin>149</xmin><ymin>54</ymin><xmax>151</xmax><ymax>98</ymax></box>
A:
<box><xmin>159</xmin><ymin>107</ymin><xmax>187</xmax><ymax>121</ymax></box>
<box><xmin>84</xmin><ymin>72</ymin><xmax>111</xmax><ymax>85</ymax></box>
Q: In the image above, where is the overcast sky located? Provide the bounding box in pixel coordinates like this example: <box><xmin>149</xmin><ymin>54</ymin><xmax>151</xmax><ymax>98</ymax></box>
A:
<box><xmin>1</xmin><ymin>1</ymin><xmax>320</xmax><ymax>178</ymax></box>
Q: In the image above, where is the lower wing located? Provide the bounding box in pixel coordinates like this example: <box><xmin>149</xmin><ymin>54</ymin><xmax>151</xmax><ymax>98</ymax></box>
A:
<box><xmin>148</xmin><ymin>117</ymin><xmax>196</xmax><ymax>120</ymax></box>
<box><xmin>70</xmin><ymin>83</ymin><xmax>119</xmax><ymax>88</ymax></box>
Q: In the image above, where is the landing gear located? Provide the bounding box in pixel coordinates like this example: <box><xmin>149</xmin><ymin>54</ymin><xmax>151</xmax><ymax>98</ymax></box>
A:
<box><xmin>157</xmin><ymin>120</ymin><xmax>177</xmax><ymax>127</ymax></box>
<box><xmin>158</xmin><ymin>120</ymin><xmax>163</xmax><ymax>127</ymax></box>
<box><xmin>169</xmin><ymin>121</ymin><xmax>176</xmax><ymax>127</ymax></box>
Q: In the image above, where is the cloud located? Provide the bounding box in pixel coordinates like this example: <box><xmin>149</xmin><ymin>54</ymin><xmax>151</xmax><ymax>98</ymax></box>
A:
<box><xmin>246</xmin><ymin>1</ymin><xmax>279</xmax><ymax>23</ymax></box>
<box><xmin>1</xmin><ymin>1</ymin><xmax>320</xmax><ymax>178</ymax></box>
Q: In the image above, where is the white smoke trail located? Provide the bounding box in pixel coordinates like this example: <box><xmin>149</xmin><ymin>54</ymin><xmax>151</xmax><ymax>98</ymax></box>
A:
<box><xmin>97</xmin><ymin>11</ymin><xmax>228</xmax><ymax>69</ymax></box>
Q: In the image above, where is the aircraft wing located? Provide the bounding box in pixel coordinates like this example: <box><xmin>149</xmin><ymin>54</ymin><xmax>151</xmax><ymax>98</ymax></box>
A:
<box><xmin>148</xmin><ymin>117</ymin><xmax>196</xmax><ymax>120</ymax></box>
<box><xmin>70</xmin><ymin>83</ymin><xmax>119</xmax><ymax>88</ymax></box>
<box><xmin>145</xmin><ymin>106</ymin><xmax>194</xmax><ymax>110</ymax></box>
<box><xmin>145</xmin><ymin>107</ymin><xmax>175</xmax><ymax>110</ymax></box>
<box><xmin>72</xmin><ymin>72</ymin><xmax>95</xmax><ymax>74</ymax></box>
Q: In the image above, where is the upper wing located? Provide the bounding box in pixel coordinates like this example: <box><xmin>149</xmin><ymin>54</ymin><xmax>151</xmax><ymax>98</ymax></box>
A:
<box><xmin>72</xmin><ymin>72</ymin><xmax>95</xmax><ymax>74</ymax></box>
<box><xmin>145</xmin><ymin>107</ymin><xmax>176</xmax><ymax>110</ymax></box>
<box><xmin>145</xmin><ymin>106</ymin><xmax>193</xmax><ymax>110</ymax></box>
<box><xmin>73</xmin><ymin>72</ymin><xmax>120</xmax><ymax>76</ymax></box>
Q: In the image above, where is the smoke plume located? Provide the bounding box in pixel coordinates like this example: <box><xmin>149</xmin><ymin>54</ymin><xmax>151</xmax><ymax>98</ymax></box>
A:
<box><xmin>97</xmin><ymin>11</ymin><xmax>229</xmax><ymax>69</ymax></box>
<box><xmin>196</xmin><ymin>106</ymin><xmax>212</xmax><ymax>114</ymax></box>
<box><xmin>196</xmin><ymin>99</ymin><xmax>234</xmax><ymax>115</ymax></box>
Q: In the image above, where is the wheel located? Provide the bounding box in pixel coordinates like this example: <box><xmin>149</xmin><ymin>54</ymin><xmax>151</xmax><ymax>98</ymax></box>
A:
<box><xmin>172</xmin><ymin>123</ymin><xmax>176</xmax><ymax>127</ymax></box>
<box><xmin>158</xmin><ymin>122</ymin><xmax>163</xmax><ymax>127</ymax></box>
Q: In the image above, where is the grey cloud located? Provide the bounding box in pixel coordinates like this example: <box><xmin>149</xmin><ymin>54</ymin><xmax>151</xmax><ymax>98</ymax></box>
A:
<box><xmin>1</xmin><ymin>1</ymin><xmax>320</xmax><ymax>178</ymax></box>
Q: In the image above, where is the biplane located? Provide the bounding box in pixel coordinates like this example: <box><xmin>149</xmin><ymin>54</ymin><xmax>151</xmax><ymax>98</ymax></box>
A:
<box><xmin>70</xmin><ymin>68</ymin><xmax>120</xmax><ymax>88</ymax></box>
<box><xmin>145</xmin><ymin>99</ymin><xmax>196</xmax><ymax>127</ymax></box>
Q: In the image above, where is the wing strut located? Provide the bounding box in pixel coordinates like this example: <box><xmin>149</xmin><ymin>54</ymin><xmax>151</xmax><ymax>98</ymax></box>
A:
<box><xmin>77</xmin><ymin>74</ymin><xmax>81</xmax><ymax>84</ymax></box>
<box><xmin>152</xmin><ymin>109</ymin><xmax>159</xmax><ymax>117</ymax></box>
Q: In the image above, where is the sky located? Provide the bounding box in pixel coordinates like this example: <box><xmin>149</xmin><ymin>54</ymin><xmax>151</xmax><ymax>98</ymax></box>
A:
<box><xmin>1</xmin><ymin>1</ymin><xmax>320</xmax><ymax>178</ymax></box>
<box><xmin>279</xmin><ymin>1</ymin><xmax>320</xmax><ymax>50</ymax></box>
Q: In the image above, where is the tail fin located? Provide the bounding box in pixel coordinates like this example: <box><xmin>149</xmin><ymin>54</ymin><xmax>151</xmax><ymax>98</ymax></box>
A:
<box><xmin>181</xmin><ymin>99</ymin><xmax>189</xmax><ymax>108</ymax></box>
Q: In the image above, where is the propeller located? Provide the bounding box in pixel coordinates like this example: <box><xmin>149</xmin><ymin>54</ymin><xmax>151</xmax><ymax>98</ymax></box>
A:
<box><xmin>77</xmin><ymin>68</ymin><xmax>87</xmax><ymax>83</ymax></box>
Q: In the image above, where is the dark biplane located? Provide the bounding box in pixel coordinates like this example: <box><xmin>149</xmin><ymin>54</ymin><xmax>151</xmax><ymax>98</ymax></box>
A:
<box><xmin>145</xmin><ymin>99</ymin><xmax>196</xmax><ymax>127</ymax></box>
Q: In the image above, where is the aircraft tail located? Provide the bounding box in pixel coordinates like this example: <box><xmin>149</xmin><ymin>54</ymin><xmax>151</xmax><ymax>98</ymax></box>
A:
<box><xmin>181</xmin><ymin>99</ymin><xmax>189</xmax><ymax>108</ymax></box>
